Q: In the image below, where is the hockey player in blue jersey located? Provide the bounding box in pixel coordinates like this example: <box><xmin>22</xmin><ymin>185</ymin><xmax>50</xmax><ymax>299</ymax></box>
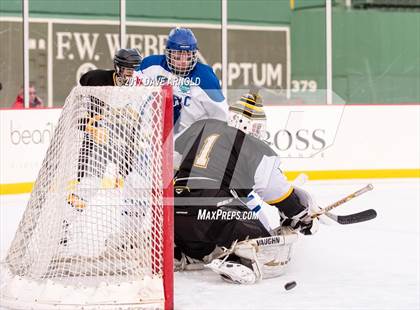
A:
<box><xmin>139</xmin><ymin>27</ymin><xmax>228</xmax><ymax>134</ymax></box>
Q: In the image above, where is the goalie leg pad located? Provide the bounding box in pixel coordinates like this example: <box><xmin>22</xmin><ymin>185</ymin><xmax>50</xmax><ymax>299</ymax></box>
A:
<box><xmin>234</xmin><ymin>227</ymin><xmax>298</xmax><ymax>280</ymax></box>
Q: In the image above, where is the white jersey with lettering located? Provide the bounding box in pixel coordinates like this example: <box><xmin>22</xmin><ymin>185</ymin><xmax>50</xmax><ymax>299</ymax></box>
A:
<box><xmin>139</xmin><ymin>55</ymin><xmax>228</xmax><ymax>134</ymax></box>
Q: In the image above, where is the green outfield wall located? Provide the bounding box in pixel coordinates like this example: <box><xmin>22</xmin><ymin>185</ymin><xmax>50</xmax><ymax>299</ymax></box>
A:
<box><xmin>291</xmin><ymin>7</ymin><xmax>420</xmax><ymax>104</ymax></box>
<box><xmin>1</xmin><ymin>1</ymin><xmax>418</xmax><ymax>106</ymax></box>
<box><xmin>0</xmin><ymin>0</ymin><xmax>293</xmax><ymax>24</ymax></box>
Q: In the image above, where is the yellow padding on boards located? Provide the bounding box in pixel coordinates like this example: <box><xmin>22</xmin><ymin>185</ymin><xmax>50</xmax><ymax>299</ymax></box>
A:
<box><xmin>285</xmin><ymin>169</ymin><xmax>420</xmax><ymax>180</ymax></box>
<box><xmin>0</xmin><ymin>169</ymin><xmax>419</xmax><ymax>195</ymax></box>
<box><xmin>0</xmin><ymin>182</ymin><xmax>34</xmax><ymax>195</ymax></box>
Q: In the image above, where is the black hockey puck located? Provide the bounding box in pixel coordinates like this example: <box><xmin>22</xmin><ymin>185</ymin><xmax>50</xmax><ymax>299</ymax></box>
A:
<box><xmin>284</xmin><ymin>281</ymin><xmax>297</xmax><ymax>290</ymax></box>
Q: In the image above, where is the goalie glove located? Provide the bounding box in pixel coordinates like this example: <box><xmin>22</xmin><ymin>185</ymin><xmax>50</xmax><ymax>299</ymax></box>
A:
<box><xmin>287</xmin><ymin>209</ymin><xmax>319</xmax><ymax>235</ymax></box>
<box><xmin>86</xmin><ymin>115</ymin><xmax>109</xmax><ymax>144</ymax></box>
<box><xmin>286</xmin><ymin>186</ymin><xmax>340</xmax><ymax>235</ymax></box>
<box><xmin>293</xmin><ymin>186</ymin><xmax>335</xmax><ymax>226</ymax></box>
<box><xmin>277</xmin><ymin>186</ymin><xmax>319</xmax><ymax>235</ymax></box>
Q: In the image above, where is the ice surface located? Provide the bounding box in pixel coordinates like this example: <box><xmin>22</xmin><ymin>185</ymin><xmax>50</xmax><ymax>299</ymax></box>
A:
<box><xmin>174</xmin><ymin>179</ymin><xmax>419</xmax><ymax>310</ymax></box>
<box><xmin>1</xmin><ymin>179</ymin><xmax>419</xmax><ymax>309</ymax></box>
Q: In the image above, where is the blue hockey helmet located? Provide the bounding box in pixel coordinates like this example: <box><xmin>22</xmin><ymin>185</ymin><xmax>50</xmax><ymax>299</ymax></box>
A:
<box><xmin>165</xmin><ymin>27</ymin><xmax>198</xmax><ymax>77</ymax></box>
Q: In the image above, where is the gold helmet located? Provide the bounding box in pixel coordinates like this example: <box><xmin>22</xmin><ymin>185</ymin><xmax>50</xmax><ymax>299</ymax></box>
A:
<box><xmin>228</xmin><ymin>92</ymin><xmax>267</xmax><ymax>140</ymax></box>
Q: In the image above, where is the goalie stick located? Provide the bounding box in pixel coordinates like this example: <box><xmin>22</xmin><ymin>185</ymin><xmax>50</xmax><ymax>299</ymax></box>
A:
<box><xmin>292</xmin><ymin>174</ymin><xmax>376</xmax><ymax>225</ymax></box>
<box><xmin>324</xmin><ymin>208</ymin><xmax>377</xmax><ymax>225</ymax></box>
<box><xmin>230</xmin><ymin>184</ymin><xmax>377</xmax><ymax>226</ymax></box>
<box><xmin>312</xmin><ymin>184</ymin><xmax>376</xmax><ymax>224</ymax></box>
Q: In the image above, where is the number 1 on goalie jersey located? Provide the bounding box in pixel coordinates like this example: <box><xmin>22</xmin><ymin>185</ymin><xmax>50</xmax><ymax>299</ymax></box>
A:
<box><xmin>194</xmin><ymin>134</ymin><xmax>220</xmax><ymax>168</ymax></box>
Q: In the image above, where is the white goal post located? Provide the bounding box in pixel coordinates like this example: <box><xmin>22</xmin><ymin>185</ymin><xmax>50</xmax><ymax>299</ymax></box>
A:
<box><xmin>0</xmin><ymin>85</ymin><xmax>174</xmax><ymax>309</ymax></box>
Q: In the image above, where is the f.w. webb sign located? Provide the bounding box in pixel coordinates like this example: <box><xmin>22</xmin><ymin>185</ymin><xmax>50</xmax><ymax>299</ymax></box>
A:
<box><xmin>0</xmin><ymin>19</ymin><xmax>289</xmax><ymax>106</ymax></box>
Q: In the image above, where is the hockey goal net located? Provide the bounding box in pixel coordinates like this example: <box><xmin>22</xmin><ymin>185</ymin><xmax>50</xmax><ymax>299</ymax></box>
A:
<box><xmin>0</xmin><ymin>85</ymin><xmax>173</xmax><ymax>309</ymax></box>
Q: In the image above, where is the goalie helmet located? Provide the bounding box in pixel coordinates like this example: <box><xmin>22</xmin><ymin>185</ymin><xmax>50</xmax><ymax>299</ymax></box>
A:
<box><xmin>228</xmin><ymin>92</ymin><xmax>267</xmax><ymax>140</ymax></box>
<box><xmin>165</xmin><ymin>27</ymin><xmax>198</xmax><ymax>77</ymax></box>
<box><xmin>113</xmin><ymin>48</ymin><xmax>142</xmax><ymax>85</ymax></box>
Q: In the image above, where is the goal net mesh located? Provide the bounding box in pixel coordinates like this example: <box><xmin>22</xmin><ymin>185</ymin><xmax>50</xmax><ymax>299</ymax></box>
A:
<box><xmin>1</xmin><ymin>86</ymin><xmax>172</xmax><ymax>309</ymax></box>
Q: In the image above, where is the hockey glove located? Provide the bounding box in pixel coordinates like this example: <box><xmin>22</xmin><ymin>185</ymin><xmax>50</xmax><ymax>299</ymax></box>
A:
<box><xmin>86</xmin><ymin>115</ymin><xmax>109</xmax><ymax>145</ymax></box>
<box><xmin>293</xmin><ymin>186</ymin><xmax>334</xmax><ymax>226</ymax></box>
<box><xmin>288</xmin><ymin>209</ymin><xmax>319</xmax><ymax>235</ymax></box>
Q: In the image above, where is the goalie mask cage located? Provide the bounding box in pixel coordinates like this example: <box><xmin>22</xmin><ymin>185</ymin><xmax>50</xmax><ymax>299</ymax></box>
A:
<box><xmin>0</xmin><ymin>85</ymin><xmax>174</xmax><ymax>310</ymax></box>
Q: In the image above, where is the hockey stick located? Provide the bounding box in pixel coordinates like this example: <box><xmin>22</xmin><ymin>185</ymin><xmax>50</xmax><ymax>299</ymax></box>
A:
<box><xmin>312</xmin><ymin>183</ymin><xmax>375</xmax><ymax>219</ymax></box>
<box><xmin>231</xmin><ymin>183</ymin><xmax>376</xmax><ymax>225</ymax></box>
<box><xmin>292</xmin><ymin>174</ymin><xmax>376</xmax><ymax>224</ymax></box>
<box><xmin>324</xmin><ymin>209</ymin><xmax>377</xmax><ymax>225</ymax></box>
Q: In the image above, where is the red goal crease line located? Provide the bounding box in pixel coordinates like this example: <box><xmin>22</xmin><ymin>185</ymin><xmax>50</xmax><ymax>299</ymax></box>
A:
<box><xmin>1</xmin><ymin>169</ymin><xmax>419</xmax><ymax>196</ymax></box>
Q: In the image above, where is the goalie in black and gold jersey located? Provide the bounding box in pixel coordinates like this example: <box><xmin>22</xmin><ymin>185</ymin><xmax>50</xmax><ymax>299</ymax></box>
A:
<box><xmin>174</xmin><ymin>92</ymin><xmax>321</xmax><ymax>284</ymax></box>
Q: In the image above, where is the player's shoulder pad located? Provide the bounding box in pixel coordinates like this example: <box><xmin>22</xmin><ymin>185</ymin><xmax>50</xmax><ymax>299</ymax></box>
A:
<box><xmin>186</xmin><ymin>118</ymin><xmax>208</xmax><ymax>133</ymax></box>
<box><xmin>190</xmin><ymin>63</ymin><xmax>225</xmax><ymax>103</ymax></box>
<box><xmin>175</xmin><ymin>119</ymin><xmax>207</xmax><ymax>147</ymax></box>
<box><xmin>244</xmin><ymin>134</ymin><xmax>277</xmax><ymax>156</ymax></box>
<box><xmin>181</xmin><ymin>118</ymin><xmax>221</xmax><ymax>137</ymax></box>
<box><xmin>139</xmin><ymin>55</ymin><xmax>168</xmax><ymax>71</ymax></box>
<box><xmin>200</xmin><ymin>118</ymin><xmax>226</xmax><ymax>128</ymax></box>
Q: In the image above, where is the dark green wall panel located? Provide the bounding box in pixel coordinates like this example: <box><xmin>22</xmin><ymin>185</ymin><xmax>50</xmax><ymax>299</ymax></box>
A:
<box><xmin>291</xmin><ymin>8</ymin><xmax>420</xmax><ymax>103</ymax></box>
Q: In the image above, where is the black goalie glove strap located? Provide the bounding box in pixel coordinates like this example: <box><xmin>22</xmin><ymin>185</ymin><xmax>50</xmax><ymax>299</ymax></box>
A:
<box><xmin>281</xmin><ymin>209</ymin><xmax>319</xmax><ymax>235</ymax></box>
